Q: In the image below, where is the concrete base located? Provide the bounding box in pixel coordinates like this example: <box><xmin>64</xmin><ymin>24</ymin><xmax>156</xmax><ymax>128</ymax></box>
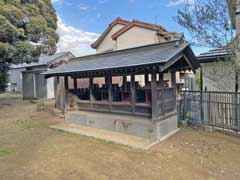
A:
<box><xmin>65</xmin><ymin>110</ymin><xmax>178</xmax><ymax>141</ymax></box>
<box><xmin>50</xmin><ymin>122</ymin><xmax>154</xmax><ymax>150</ymax></box>
<box><xmin>205</xmin><ymin>125</ymin><xmax>215</xmax><ymax>132</ymax></box>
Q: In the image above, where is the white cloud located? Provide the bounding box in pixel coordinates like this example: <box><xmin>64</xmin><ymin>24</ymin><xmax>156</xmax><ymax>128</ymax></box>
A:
<box><xmin>56</xmin><ymin>17</ymin><xmax>99</xmax><ymax>56</ymax></box>
<box><xmin>51</xmin><ymin>0</ymin><xmax>61</xmax><ymax>4</ymax></box>
<box><xmin>167</xmin><ymin>0</ymin><xmax>195</xmax><ymax>7</ymax></box>
<box><xmin>79</xmin><ymin>3</ymin><xmax>89</xmax><ymax>11</ymax></box>
<box><xmin>98</xmin><ymin>0</ymin><xmax>108</xmax><ymax>4</ymax></box>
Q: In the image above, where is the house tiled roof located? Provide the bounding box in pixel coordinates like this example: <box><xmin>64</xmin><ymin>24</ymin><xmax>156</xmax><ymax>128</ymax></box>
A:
<box><xmin>112</xmin><ymin>19</ymin><xmax>167</xmax><ymax>40</ymax></box>
<box><xmin>91</xmin><ymin>17</ymin><xmax>130</xmax><ymax>49</ymax></box>
<box><xmin>44</xmin><ymin>40</ymin><xmax>199</xmax><ymax>77</ymax></box>
<box><xmin>91</xmin><ymin>17</ymin><xmax>169</xmax><ymax>49</ymax></box>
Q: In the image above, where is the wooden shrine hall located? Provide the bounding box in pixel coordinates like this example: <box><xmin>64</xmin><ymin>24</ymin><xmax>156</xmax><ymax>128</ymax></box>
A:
<box><xmin>44</xmin><ymin>40</ymin><xmax>199</xmax><ymax>141</ymax></box>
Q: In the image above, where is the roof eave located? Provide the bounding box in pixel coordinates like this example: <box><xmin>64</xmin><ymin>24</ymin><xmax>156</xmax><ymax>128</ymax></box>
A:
<box><xmin>91</xmin><ymin>18</ymin><xmax>130</xmax><ymax>49</ymax></box>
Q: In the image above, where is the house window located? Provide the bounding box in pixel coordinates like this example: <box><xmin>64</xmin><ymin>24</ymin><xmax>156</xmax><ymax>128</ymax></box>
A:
<box><xmin>19</xmin><ymin>73</ymin><xmax>22</xmax><ymax>80</ymax></box>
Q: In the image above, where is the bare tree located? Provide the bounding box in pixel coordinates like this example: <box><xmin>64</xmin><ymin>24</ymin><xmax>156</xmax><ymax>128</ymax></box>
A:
<box><xmin>175</xmin><ymin>0</ymin><xmax>234</xmax><ymax>48</ymax></box>
<box><xmin>174</xmin><ymin>0</ymin><xmax>240</xmax><ymax>91</ymax></box>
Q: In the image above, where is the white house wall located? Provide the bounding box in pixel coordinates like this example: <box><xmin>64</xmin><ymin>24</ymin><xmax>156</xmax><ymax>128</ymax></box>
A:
<box><xmin>116</xmin><ymin>26</ymin><xmax>166</xmax><ymax>50</ymax></box>
<box><xmin>96</xmin><ymin>24</ymin><xmax>125</xmax><ymax>53</ymax></box>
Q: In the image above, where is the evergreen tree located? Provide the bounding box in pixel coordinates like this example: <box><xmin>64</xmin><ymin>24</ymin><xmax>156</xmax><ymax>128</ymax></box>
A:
<box><xmin>0</xmin><ymin>0</ymin><xmax>58</xmax><ymax>92</ymax></box>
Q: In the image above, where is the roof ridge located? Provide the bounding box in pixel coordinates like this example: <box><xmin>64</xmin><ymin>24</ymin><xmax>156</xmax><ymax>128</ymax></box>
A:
<box><xmin>73</xmin><ymin>40</ymin><xmax>186</xmax><ymax>61</ymax></box>
<box><xmin>112</xmin><ymin>19</ymin><xmax>167</xmax><ymax>40</ymax></box>
<box><xmin>91</xmin><ymin>17</ymin><xmax>130</xmax><ymax>49</ymax></box>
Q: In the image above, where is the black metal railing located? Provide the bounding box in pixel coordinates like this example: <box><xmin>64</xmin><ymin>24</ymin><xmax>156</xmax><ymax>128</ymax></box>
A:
<box><xmin>179</xmin><ymin>90</ymin><xmax>240</xmax><ymax>132</ymax></box>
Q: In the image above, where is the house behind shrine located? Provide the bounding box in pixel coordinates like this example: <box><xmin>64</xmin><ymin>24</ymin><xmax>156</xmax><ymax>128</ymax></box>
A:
<box><xmin>90</xmin><ymin>17</ymin><xmax>195</xmax><ymax>91</ymax></box>
<box><xmin>44</xmin><ymin>40</ymin><xmax>199</xmax><ymax>141</ymax></box>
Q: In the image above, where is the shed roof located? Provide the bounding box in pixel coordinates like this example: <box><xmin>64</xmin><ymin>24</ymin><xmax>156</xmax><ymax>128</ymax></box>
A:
<box><xmin>44</xmin><ymin>40</ymin><xmax>199</xmax><ymax>77</ymax></box>
<box><xmin>10</xmin><ymin>52</ymin><xmax>74</xmax><ymax>69</ymax></box>
<box><xmin>197</xmin><ymin>48</ymin><xmax>228</xmax><ymax>63</ymax></box>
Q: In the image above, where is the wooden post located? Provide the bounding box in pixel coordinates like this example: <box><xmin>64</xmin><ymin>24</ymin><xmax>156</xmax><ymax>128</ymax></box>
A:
<box><xmin>54</xmin><ymin>76</ymin><xmax>59</xmax><ymax>108</ymax></box>
<box><xmin>131</xmin><ymin>74</ymin><xmax>136</xmax><ymax>113</ymax></box>
<box><xmin>200</xmin><ymin>66</ymin><xmax>203</xmax><ymax>91</ymax></box>
<box><xmin>200</xmin><ymin>66</ymin><xmax>204</xmax><ymax>123</ymax></box>
<box><xmin>107</xmin><ymin>73</ymin><xmax>112</xmax><ymax>111</ymax></box>
<box><xmin>89</xmin><ymin>76</ymin><xmax>94</xmax><ymax>109</ymax></box>
<box><xmin>73</xmin><ymin>77</ymin><xmax>77</xmax><ymax>92</ymax></box>
<box><xmin>151</xmin><ymin>71</ymin><xmax>158</xmax><ymax>119</ymax></box>
<box><xmin>159</xmin><ymin>72</ymin><xmax>164</xmax><ymax>88</ymax></box>
<box><xmin>171</xmin><ymin>71</ymin><xmax>177</xmax><ymax>110</ymax></box>
<box><xmin>145</xmin><ymin>73</ymin><xmax>149</xmax><ymax>85</ymax></box>
<box><xmin>159</xmin><ymin>72</ymin><xmax>164</xmax><ymax>115</ymax></box>
<box><xmin>64</xmin><ymin>76</ymin><xmax>69</xmax><ymax>111</ymax></box>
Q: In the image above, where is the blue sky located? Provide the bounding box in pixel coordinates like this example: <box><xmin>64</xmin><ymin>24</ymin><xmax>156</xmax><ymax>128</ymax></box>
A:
<box><xmin>52</xmin><ymin>0</ymin><xmax>210</xmax><ymax>56</ymax></box>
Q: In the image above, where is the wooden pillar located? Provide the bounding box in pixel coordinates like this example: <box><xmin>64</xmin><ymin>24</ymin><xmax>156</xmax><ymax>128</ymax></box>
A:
<box><xmin>171</xmin><ymin>71</ymin><xmax>177</xmax><ymax>110</ymax></box>
<box><xmin>64</xmin><ymin>76</ymin><xmax>69</xmax><ymax>111</ymax></box>
<box><xmin>159</xmin><ymin>72</ymin><xmax>164</xmax><ymax>88</ymax></box>
<box><xmin>73</xmin><ymin>77</ymin><xmax>77</xmax><ymax>92</ymax></box>
<box><xmin>200</xmin><ymin>66</ymin><xmax>203</xmax><ymax>91</ymax></box>
<box><xmin>151</xmin><ymin>71</ymin><xmax>158</xmax><ymax>119</ymax></box>
<box><xmin>89</xmin><ymin>76</ymin><xmax>94</xmax><ymax>109</ymax></box>
<box><xmin>159</xmin><ymin>72</ymin><xmax>164</xmax><ymax>115</ymax></box>
<box><xmin>130</xmin><ymin>74</ymin><xmax>136</xmax><ymax>113</ymax></box>
<box><xmin>171</xmin><ymin>71</ymin><xmax>176</xmax><ymax>89</ymax></box>
<box><xmin>107</xmin><ymin>73</ymin><xmax>112</xmax><ymax>111</ymax></box>
<box><xmin>123</xmin><ymin>76</ymin><xmax>127</xmax><ymax>84</ymax></box>
<box><xmin>145</xmin><ymin>73</ymin><xmax>149</xmax><ymax>85</ymax></box>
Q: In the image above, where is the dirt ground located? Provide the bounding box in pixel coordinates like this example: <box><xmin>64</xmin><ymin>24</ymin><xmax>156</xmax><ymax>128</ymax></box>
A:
<box><xmin>1</xmin><ymin>94</ymin><xmax>240</xmax><ymax>180</ymax></box>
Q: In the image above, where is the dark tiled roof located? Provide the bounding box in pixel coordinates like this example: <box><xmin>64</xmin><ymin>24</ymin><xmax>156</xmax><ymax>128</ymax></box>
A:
<box><xmin>44</xmin><ymin>40</ymin><xmax>199</xmax><ymax>76</ymax></box>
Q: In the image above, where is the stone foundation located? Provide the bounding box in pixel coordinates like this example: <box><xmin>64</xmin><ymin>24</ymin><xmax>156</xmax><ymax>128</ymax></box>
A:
<box><xmin>65</xmin><ymin>110</ymin><xmax>178</xmax><ymax>141</ymax></box>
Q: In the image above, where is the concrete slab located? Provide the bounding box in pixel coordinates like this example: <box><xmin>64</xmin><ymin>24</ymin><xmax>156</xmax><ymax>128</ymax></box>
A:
<box><xmin>50</xmin><ymin>122</ymin><xmax>155</xmax><ymax>150</ymax></box>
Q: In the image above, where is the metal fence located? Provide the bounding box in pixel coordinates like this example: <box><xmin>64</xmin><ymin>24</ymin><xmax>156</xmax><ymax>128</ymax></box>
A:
<box><xmin>178</xmin><ymin>91</ymin><xmax>240</xmax><ymax>132</ymax></box>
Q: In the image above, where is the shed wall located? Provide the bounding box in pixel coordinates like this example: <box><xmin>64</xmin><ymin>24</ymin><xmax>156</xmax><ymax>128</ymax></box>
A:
<box><xmin>8</xmin><ymin>68</ymin><xmax>25</xmax><ymax>92</ymax></box>
<box><xmin>201</xmin><ymin>61</ymin><xmax>239</xmax><ymax>92</ymax></box>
